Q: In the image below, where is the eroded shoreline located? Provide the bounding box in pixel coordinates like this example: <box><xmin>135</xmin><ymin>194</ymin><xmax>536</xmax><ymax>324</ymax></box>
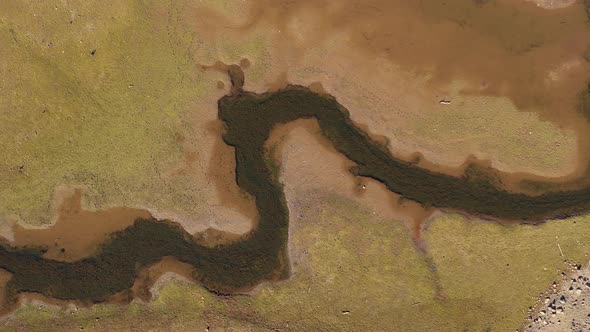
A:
<box><xmin>0</xmin><ymin>66</ymin><xmax>590</xmax><ymax>312</ymax></box>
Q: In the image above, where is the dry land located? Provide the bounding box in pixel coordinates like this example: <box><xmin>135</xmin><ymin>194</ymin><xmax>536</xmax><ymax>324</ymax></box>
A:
<box><xmin>1</xmin><ymin>0</ymin><xmax>590</xmax><ymax>331</ymax></box>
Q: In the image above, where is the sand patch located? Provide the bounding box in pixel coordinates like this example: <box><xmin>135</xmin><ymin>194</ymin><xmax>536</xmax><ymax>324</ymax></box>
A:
<box><xmin>188</xmin><ymin>0</ymin><xmax>589</xmax><ymax>179</ymax></box>
<box><xmin>525</xmin><ymin>0</ymin><xmax>578</xmax><ymax>9</ymax></box>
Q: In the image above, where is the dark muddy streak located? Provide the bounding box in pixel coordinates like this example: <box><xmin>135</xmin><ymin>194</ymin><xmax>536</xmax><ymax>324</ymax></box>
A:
<box><xmin>1</xmin><ymin>66</ymin><xmax>590</xmax><ymax>308</ymax></box>
<box><xmin>220</xmin><ymin>75</ymin><xmax>590</xmax><ymax>221</ymax></box>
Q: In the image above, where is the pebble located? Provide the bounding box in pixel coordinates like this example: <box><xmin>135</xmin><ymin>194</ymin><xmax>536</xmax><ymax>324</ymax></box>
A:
<box><xmin>525</xmin><ymin>261</ymin><xmax>590</xmax><ymax>331</ymax></box>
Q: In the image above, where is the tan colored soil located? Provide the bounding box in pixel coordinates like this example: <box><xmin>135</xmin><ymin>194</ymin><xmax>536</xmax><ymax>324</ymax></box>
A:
<box><xmin>524</xmin><ymin>260</ymin><xmax>590</xmax><ymax>331</ymax></box>
<box><xmin>0</xmin><ymin>269</ymin><xmax>12</xmax><ymax>310</ymax></box>
<box><xmin>266</xmin><ymin>119</ymin><xmax>436</xmax><ymax>246</ymax></box>
<box><xmin>189</xmin><ymin>0</ymin><xmax>590</xmax><ymax>179</ymax></box>
<box><xmin>526</xmin><ymin>0</ymin><xmax>578</xmax><ymax>9</ymax></box>
<box><xmin>245</xmin><ymin>0</ymin><xmax>590</xmax><ymax>126</ymax></box>
<box><xmin>3</xmin><ymin>0</ymin><xmax>586</xmax><ymax>230</ymax></box>
<box><xmin>8</xmin><ymin>169</ymin><xmax>253</xmax><ymax>261</ymax></box>
<box><xmin>131</xmin><ymin>257</ymin><xmax>197</xmax><ymax>302</ymax></box>
<box><xmin>206</xmin><ymin>120</ymin><xmax>258</xmax><ymax>229</ymax></box>
<box><xmin>13</xmin><ymin>188</ymin><xmax>150</xmax><ymax>262</ymax></box>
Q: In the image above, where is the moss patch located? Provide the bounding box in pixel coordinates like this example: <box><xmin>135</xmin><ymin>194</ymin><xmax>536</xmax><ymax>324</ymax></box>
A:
<box><xmin>427</xmin><ymin>214</ymin><xmax>590</xmax><ymax>331</ymax></box>
<box><xmin>8</xmin><ymin>197</ymin><xmax>590</xmax><ymax>331</ymax></box>
<box><xmin>0</xmin><ymin>0</ymin><xmax>276</xmax><ymax>227</ymax></box>
<box><xmin>0</xmin><ymin>1</ymin><xmax>238</xmax><ymax>226</ymax></box>
<box><xmin>410</xmin><ymin>85</ymin><xmax>577</xmax><ymax>175</ymax></box>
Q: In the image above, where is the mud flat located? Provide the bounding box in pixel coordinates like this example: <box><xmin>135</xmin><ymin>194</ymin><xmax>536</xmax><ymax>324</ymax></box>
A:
<box><xmin>12</xmin><ymin>189</ymin><xmax>150</xmax><ymax>262</ymax></box>
<box><xmin>1</xmin><ymin>67</ymin><xmax>590</xmax><ymax>311</ymax></box>
<box><xmin>525</xmin><ymin>0</ymin><xmax>578</xmax><ymax>9</ymax></box>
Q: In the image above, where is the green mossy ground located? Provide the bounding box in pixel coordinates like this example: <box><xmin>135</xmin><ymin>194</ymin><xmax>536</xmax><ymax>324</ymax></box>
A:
<box><xmin>411</xmin><ymin>92</ymin><xmax>577</xmax><ymax>175</ymax></box>
<box><xmin>5</xmin><ymin>196</ymin><xmax>590</xmax><ymax>331</ymax></box>
<box><xmin>0</xmin><ymin>1</ymin><xmax>271</xmax><ymax>226</ymax></box>
<box><xmin>0</xmin><ymin>1</ymin><xmax>199</xmax><ymax>225</ymax></box>
<box><xmin>2</xmin><ymin>1</ymin><xmax>590</xmax><ymax>331</ymax></box>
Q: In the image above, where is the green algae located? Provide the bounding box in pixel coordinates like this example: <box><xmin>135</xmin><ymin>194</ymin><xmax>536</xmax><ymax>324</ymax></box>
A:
<box><xmin>249</xmin><ymin>197</ymin><xmax>435</xmax><ymax>331</ymax></box>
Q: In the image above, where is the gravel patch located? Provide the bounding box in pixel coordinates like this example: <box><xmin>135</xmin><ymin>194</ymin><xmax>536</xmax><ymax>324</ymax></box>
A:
<box><xmin>524</xmin><ymin>261</ymin><xmax>590</xmax><ymax>331</ymax></box>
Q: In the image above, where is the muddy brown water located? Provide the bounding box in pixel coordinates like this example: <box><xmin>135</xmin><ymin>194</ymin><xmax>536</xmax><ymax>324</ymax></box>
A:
<box><xmin>1</xmin><ymin>65</ymin><xmax>590</xmax><ymax>310</ymax></box>
<box><xmin>1</xmin><ymin>0</ymin><xmax>590</xmax><ymax>312</ymax></box>
<box><xmin>13</xmin><ymin>190</ymin><xmax>150</xmax><ymax>262</ymax></box>
<box><xmin>241</xmin><ymin>0</ymin><xmax>590</xmax><ymax>127</ymax></box>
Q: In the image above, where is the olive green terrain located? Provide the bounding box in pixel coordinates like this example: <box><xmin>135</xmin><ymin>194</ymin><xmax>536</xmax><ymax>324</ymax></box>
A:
<box><xmin>3</xmin><ymin>196</ymin><xmax>590</xmax><ymax>331</ymax></box>
<box><xmin>0</xmin><ymin>1</ymin><xmax>271</xmax><ymax>226</ymax></box>
<box><xmin>0</xmin><ymin>1</ymin><xmax>198</xmax><ymax>225</ymax></box>
<box><xmin>2</xmin><ymin>1</ymin><xmax>590</xmax><ymax>331</ymax></box>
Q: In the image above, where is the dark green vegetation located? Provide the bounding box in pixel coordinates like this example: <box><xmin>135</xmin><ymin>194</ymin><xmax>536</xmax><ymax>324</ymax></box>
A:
<box><xmin>1</xmin><ymin>68</ymin><xmax>590</xmax><ymax>306</ymax></box>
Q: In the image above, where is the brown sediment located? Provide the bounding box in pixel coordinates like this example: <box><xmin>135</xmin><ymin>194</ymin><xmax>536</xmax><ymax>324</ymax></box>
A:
<box><xmin>193</xmin><ymin>228</ymin><xmax>244</xmax><ymax>248</ymax></box>
<box><xmin>204</xmin><ymin>58</ymin><xmax>258</xmax><ymax>231</ymax></box>
<box><xmin>206</xmin><ymin>120</ymin><xmax>258</xmax><ymax>230</ymax></box>
<box><xmin>271</xmin><ymin>118</ymin><xmax>441</xmax><ymax>239</ymax></box>
<box><xmin>13</xmin><ymin>189</ymin><xmax>150</xmax><ymax>262</ymax></box>
<box><xmin>2</xmin><ymin>63</ymin><xmax>590</xmax><ymax>310</ymax></box>
<box><xmin>190</xmin><ymin>0</ymin><xmax>590</xmax><ymax>179</ymax></box>
<box><xmin>346</xmin><ymin>104</ymin><xmax>590</xmax><ymax>196</ymax></box>
<box><xmin>200</xmin><ymin>60</ymin><xmax>248</xmax><ymax>96</ymax></box>
<box><xmin>266</xmin><ymin>72</ymin><xmax>289</xmax><ymax>92</ymax></box>
<box><xmin>244</xmin><ymin>0</ymin><xmax>590</xmax><ymax>126</ymax></box>
<box><xmin>0</xmin><ymin>258</ymin><xmax>197</xmax><ymax>314</ymax></box>
<box><xmin>275</xmin><ymin>110</ymin><xmax>579</xmax><ymax>198</ymax></box>
<box><xmin>525</xmin><ymin>0</ymin><xmax>577</xmax><ymax>9</ymax></box>
<box><xmin>0</xmin><ymin>269</ymin><xmax>12</xmax><ymax>315</ymax></box>
<box><xmin>239</xmin><ymin>58</ymin><xmax>251</xmax><ymax>69</ymax></box>
<box><xmin>307</xmin><ymin>82</ymin><xmax>327</xmax><ymax>94</ymax></box>
<box><xmin>264</xmin><ymin>118</ymin><xmax>343</xmax><ymax>166</ymax></box>
<box><xmin>264</xmin><ymin>113</ymin><xmax>570</xmax><ymax>240</ymax></box>
<box><xmin>394</xmin><ymin>197</ymin><xmax>436</xmax><ymax>242</ymax></box>
<box><xmin>264</xmin><ymin>118</ymin><xmax>360</xmax><ymax>209</ymax></box>
<box><xmin>169</xmin><ymin>149</ymin><xmax>199</xmax><ymax>177</ymax></box>
<box><xmin>218</xmin><ymin>66</ymin><xmax>590</xmax><ymax>221</ymax></box>
<box><xmin>130</xmin><ymin>257</ymin><xmax>197</xmax><ymax>302</ymax></box>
